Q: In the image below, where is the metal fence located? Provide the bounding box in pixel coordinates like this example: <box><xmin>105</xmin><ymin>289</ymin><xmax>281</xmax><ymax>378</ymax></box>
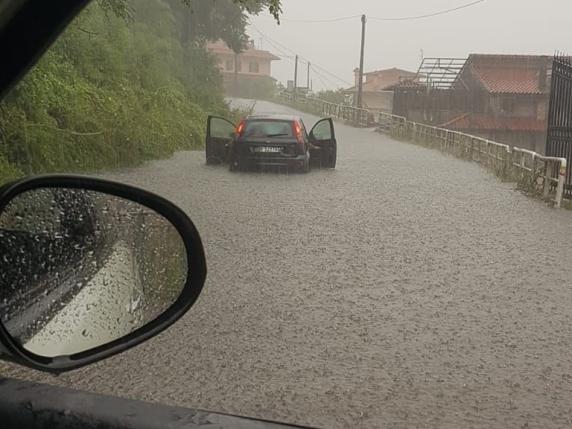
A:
<box><xmin>546</xmin><ymin>55</ymin><xmax>572</xmax><ymax>199</ymax></box>
<box><xmin>279</xmin><ymin>93</ymin><xmax>568</xmax><ymax>208</ymax></box>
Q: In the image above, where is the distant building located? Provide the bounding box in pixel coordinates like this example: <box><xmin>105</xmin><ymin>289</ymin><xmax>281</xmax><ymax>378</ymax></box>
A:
<box><xmin>444</xmin><ymin>54</ymin><xmax>552</xmax><ymax>152</ymax></box>
<box><xmin>391</xmin><ymin>54</ymin><xmax>552</xmax><ymax>152</ymax></box>
<box><xmin>206</xmin><ymin>40</ymin><xmax>280</xmax><ymax>97</ymax></box>
<box><xmin>345</xmin><ymin>67</ymin><xmax>418</xmax><ymax>111</ymax></box>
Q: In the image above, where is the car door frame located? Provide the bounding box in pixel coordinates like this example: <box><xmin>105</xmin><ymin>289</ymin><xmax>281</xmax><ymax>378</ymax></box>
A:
<box><xmin>309</xmin><ymin>118</ymin><xmax>337</xmax><ymax>169</ymax></box>
<box><xmin>0</xmin><ymin>377</ymin><xmax>312</xmax><ymax>429</ymax></box>
<box><xmin>206</xmin><ymin>115</ymin><xmax>236</xmax><ymax>165</ymax></box>
<box><xmin>0</xmin><ymin>0</ymin><xmax>92</xmax><ymax>100</ymax></box>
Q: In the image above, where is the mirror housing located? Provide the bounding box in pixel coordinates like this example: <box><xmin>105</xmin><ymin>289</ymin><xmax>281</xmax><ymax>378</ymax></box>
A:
<box><xmin>0</xmin><ymin>175</ymin><xmax>207</xmax><ymax>373</ymax></box>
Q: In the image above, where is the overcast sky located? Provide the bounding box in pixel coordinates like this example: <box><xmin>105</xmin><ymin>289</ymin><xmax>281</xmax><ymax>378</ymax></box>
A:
<box><xmin>247</xmin><ymin>0</ymin><xmax>572</xmax><ymax>91</ymax></box>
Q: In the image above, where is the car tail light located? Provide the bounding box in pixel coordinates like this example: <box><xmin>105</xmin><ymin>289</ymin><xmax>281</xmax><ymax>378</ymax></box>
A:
<box><xmin>236</xmin><ymin>120</ymin><xmax>246</xmax><ymax>137</ymax></box>
<box><xmin>292</xmin><ymin>121</ymin><xmax>304</xmax><ymax>145</ymax></box>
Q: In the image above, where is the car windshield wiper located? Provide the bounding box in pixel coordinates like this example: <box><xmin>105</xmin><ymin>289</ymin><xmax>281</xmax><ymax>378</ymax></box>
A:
<box><xmin>265</xmin><ymin>133</ymin><xmax>290</xmax><ymax>137</ymax></box>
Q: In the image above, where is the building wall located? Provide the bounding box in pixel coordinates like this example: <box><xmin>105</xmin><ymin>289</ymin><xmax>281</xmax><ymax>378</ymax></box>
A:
<box><xmin>360</xmin><ymin>69</ymin><xmax>417</xmax><ymax>91</ymax></box>
<box><xmin>392</xmin><ymin>89</ymin><xmax>485</xmax><ymax>122</ymax></box>
<box><xmin>366</xmin><ymin>70</ymin><xmax>409</xmax><ymax>86</ymax></box>
<box><xmin>217</xmin><ymin>53</ymin><xmax>234</xmax><ymax>73</ymax></box>
<box><xmin>207</xmin><ymin>39</ymin><xmax>278</xmax><ymax>78</ymax></box>
<box><xmin>392</xmin><ymin>89</ymin><xmax>547</xmax><ymax>152</ymax></box>
<box><xmin>363</xmin><ymin>91</ymin><xmax>394</xmax><ymax>112</ymax></box>
<box><xmin>216</xmin><ymin>53</ymin><xmax>272</xmax><ymax>77</ymax></box>
<box><xmin>488</xmin><ymin>94</ymin><xmax>546</xmax><ymax>119</ymax></box>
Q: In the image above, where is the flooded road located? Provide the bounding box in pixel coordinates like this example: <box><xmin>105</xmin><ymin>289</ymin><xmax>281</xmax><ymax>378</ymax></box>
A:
<box><xmin>3</xmin><ymin>100</ymin><xmax>572</xmax><ymax>428</ymax></box>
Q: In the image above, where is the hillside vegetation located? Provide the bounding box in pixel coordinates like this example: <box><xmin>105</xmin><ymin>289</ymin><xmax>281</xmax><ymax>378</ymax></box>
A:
<box><xmin>0</xmin><ymin>0</ymin><xmax>281</xmax><ymax>183</ymax></box>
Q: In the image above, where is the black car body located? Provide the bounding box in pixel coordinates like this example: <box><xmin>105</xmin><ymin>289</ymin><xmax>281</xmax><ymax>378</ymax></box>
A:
<box><xmin>205</xmin><ymin>114</ymin><xmax>337</xmax><ymax>172</ymax></box>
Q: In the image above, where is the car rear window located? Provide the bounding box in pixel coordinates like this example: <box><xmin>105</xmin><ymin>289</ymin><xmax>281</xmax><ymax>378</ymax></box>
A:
<box><xmin>243</xmin><ymin>120</ymin><xmax>293</xmax><ymax>138</ymax></box>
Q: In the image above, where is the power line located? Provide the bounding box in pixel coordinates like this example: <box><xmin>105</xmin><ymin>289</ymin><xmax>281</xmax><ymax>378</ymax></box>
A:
<box><xmin>309</xmin><ymin>62</ymin><xmax>352</xmax><ymax>87</ymax></box>
<box><xmin>276</xmin><ymin>53</ymin><xmax>339</xmax><ymax>89</ymax></box>
<box><xmin>251</xmin><ymin>1</ymin><xmax>485</xmax><ymax>93</ymax></box>
<box><xmin>294</xmin><ymin>58</ymin><xmax>339</xmax><ymax>89</ymax></box>
<box><xmin>255</xmin><ymin>26</ymin><xmax>351</xmax><ymax>86</ymax></box>
<box><xmin>249</xmin><ymin>28</ymin><xmax>334</xmax><ymax>89</ymax></box>
<box><xmin>370</xmin><ymin>0</ymin><xmax>485</xmax><ymax>21</ymax></box>
<box><xmin>282</xmin><ymin>14</ymin><xmax>361</xmax><ymax>23</ymax></box>
<box><xmin>255</xmin><ymin>32</ymin><xmax>296</xmax><ymax>60</ymax></box>
<box><xmin>264</xmin><ymin>46</ymin><xmax>336</xmax><ymax>89</ymax></box>
<box><xmin>249</xmin><ymin>23</ymin><xmax>298</xmax><ymax>58</ymax></box>
<box><xmin>312</xmin><ymin>70</ymin><xmax>330</xmax><ymax>90</ymax></box>
<box><xmin>252</xmin><ymin>35</ymin><xmax>340</xmax><ymax>88</ymax></box>
<box><xmin>250</xmin><ymin>0</ymin><xmax>484</xmax><ymax>86</ymax></box>
<box><xmin>249</xmin><ymin>23</ymin><xmax>353</xmax><ymax>87</ymax></box>
<box><xmin>309</xmin><ymin>64</ymin><xmax>340</xmax><ymax>90</ymax></box>
<box><xmin>310</xmin><ymin>65</ymin><xmax>340</xmax><ymax>89</ymax></box>
<box><xmin>275</xmin><ymin>0</ymin><xmax>485</xmax><ymax>24</ymax></box>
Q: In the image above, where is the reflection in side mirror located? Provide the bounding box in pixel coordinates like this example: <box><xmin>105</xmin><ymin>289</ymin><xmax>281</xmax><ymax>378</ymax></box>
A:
<box><xmin>0</xmin><ymin>176</ymin><xmax>206</xmax><ymax>372</ymax></box>
<box><xmin>0</xmin><ymin>188</ymin><xmax>186</xmax><ymax>357</ymax></box>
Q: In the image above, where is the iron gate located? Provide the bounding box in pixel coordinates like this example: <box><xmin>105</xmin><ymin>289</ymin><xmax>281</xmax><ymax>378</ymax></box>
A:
<box><xmin>546</xmin><ymin>55</ymin><xmax>572</xmax><ymax>198</ymax></box>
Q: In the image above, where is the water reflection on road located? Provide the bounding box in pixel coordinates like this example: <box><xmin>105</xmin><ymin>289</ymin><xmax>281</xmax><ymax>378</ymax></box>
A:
<box><xmin>3</xmin><ymin>100</ymin><xmax>572</xmax><ymax>429</ymax></box>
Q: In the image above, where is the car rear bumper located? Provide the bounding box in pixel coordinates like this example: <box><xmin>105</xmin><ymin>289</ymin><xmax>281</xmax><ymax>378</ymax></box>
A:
<box><xmin>237</xmin><ymin>153</ymin><xmax>309</xmax><ymax>169</ymax></box>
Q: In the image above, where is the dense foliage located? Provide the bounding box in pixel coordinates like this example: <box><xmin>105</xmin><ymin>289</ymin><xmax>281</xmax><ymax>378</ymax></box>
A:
<box><xmin>0</xmin><ymin>0</ymin><xmax>281</xmax><ymax>184</ymax></box>
<box><xmin>315</xmin><ymin>89</ymin><xmax>348</xmax><ymax>104</ymax></box>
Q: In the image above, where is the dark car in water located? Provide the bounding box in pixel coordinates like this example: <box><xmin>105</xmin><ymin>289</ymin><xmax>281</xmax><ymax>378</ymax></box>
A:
<box><xmin>205</xmin><ymin>114</ymin><xmax>337</xmax><ymax>173</ymax></box>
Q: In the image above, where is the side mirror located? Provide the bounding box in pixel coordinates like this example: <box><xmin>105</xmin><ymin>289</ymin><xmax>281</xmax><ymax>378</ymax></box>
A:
<box><xmin>0</xmin><ymin>175</ymin><xmax>206</xmax><ymax>373</ymax></box>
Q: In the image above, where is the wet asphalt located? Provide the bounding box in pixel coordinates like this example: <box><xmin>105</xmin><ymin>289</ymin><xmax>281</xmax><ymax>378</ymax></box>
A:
<box><xmin>2</xmin><ymin>100</ymin><xmax>572</xmax><ymax>428</ymax></box>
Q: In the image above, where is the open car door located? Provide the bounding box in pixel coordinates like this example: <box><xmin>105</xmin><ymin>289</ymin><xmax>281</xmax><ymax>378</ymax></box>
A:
<box><xmin>206</xmin><ymin>116</ymin><xmax>236</xmax><ymax>165</ymax></box>
<box><xmin>309</xmin><ymin>118</ymin><xmax>337</xmax><ymax>169</ymax></box>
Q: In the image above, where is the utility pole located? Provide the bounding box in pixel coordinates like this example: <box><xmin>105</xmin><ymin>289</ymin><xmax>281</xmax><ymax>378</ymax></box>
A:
<box><xmin>294</xmin><ymin>54</ymin><xmax>299</xmax><ymax>100</ymax></box>
<box><xmin>307</xmin><ymin>61</ymin><xmax>311</xmax><ymax>92</ymax></box>
<box><xmin>234</xmin><ymin>53</ymin><xmax>239</xmax><ymax>95</ymax></box>
<box><xmin>357</xmin><ymin>14</ymin><xmax>366</xmax><ymax>108</ymax></box>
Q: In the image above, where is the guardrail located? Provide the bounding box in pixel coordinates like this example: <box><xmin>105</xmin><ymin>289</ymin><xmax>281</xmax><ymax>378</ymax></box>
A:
<box><xmin>512</xmin><ymin>148</ymin><xmax>567</xmax><ymax>206</ymax></box>
<box><xmin>279</xmin><ymin>93</ymin><xmax>568</xmax><ymax>208</ymax></box>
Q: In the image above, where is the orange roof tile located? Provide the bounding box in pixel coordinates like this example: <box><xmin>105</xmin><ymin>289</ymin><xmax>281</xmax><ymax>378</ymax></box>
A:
<box><xmin>471</xmin><ymin>67</ymin><xmax>543</xmax><ymax>94</ymax></box>
<box><xmin>461</xmin><ymin>54</ymin><xmax>552</xmax><ymax>95</ymax></box>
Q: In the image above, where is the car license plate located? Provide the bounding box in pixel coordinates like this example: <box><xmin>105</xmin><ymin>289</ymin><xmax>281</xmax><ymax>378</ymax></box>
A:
<box><xmin>254</xmin><ymin>146</ymin><xmax>281</xmax><ymax>153</ymax></box>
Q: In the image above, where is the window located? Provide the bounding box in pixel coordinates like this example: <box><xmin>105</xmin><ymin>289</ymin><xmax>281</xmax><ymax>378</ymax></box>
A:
<box><xmin>236</xmin><ymin>60</ymin><xmax>242</xmax><ymax>72</ymax></box>
<box><xmin>243</xmin><ymin>120</ymin><xmax>293</xmax><ymax>137</ymax></box>
<box><xmin>501</xmin><ymin>97</ymin><xmax>515</xmax><ymax>113</ymax></box>
<box><xmin>210</xmin><ymin>117</ymin><xmax>235</xmax><ymax>139</ymax></box>
<box><xmin>311</xmin><ymin>120</ymin><xmax>332</xmax><ymax>140</ymax></box>
<box><xmin>225</xmin><ymin>59</ymin><xmax>233</xmax><ymax>71</ymax></box>
<box><xmin>249</xmin><ymin>62</ymin><xmax>259</xmax><ymax>73</ymax></box>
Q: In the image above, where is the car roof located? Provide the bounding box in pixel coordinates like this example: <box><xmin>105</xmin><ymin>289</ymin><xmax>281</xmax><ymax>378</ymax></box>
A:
<box><xmin>245</xmin><ymin>114</ymin><xmax>301</xmax><ymax>122</ymax></box>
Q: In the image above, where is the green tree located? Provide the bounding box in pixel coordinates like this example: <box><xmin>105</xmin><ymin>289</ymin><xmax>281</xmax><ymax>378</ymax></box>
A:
<box><xmin>103</xmin><ymin>0</ymin><xmax>281</xmax><ymax>50</ymax></box>
<box><xmin>316</xmin><ymin>89</ymin><xmax>347</xmax><ymax>104</ymax></box>
<box><xmin>0</xmin><ymin>0</ymin><xmax>283</xmax><ymax>181</ymax></box>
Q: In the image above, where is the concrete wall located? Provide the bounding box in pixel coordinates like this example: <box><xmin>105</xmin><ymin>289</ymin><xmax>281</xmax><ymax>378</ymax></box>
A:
<box><xmin>215</xmin><ymin>53</ymin><xmax>273</xmax><ymax>77</ymax></box>
<box><xmin>488</xmin><ymin>94</ymin><xmax>548</xmax><ymax>119</ymax></box>
<box><xmin>363</xmin><ymin>91</ymin><xmax>394</xmax><ymax>112</ymax></box>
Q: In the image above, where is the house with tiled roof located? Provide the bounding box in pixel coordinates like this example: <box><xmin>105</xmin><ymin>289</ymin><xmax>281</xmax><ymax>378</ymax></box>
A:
<box><xmin>207</xmin><ymin>39</ymin><xmax>280</xmax><ymax>97</ymax></box>
<box><xmin>444</xmin><ymin>54</ymin><xmax>552</xmax><ymax>152</ymax></box>
<box><xmin>345</xmin><ymin>67</ymin><xmax>417</xmax><ymax>112</ymax></box>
